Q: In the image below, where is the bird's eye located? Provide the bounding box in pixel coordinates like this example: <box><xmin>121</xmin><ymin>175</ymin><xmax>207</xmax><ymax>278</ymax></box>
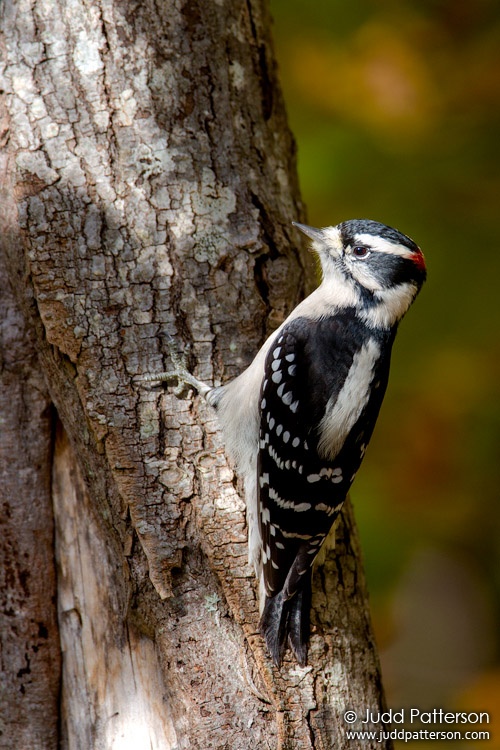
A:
<box><xmin>352</xmin><ymin>245</ymin><xmax>370</xmax><ymax>258</ymax></box>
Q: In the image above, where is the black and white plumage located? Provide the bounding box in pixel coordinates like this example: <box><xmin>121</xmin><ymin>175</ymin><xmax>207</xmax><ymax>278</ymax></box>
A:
<box><xmin>256</xmin><ymin>314</ymin><xmax>395</xmax><ymax>664</ymax></box>
<box><xmin>144</xmin><ymin>219</ymin><xmax>426</xmax><ymax>666</ymax></box>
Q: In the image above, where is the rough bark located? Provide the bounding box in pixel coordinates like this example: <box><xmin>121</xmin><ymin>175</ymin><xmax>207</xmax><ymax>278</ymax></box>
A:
<box><xmin>0</xmin><ymin>240</ymin><xmax>60</xmax><ymax>746</ymax></box>
<box><xmin>0</xmin><ymin>0</ymin><xmax>390</xmax><ymax>747</ymax></box>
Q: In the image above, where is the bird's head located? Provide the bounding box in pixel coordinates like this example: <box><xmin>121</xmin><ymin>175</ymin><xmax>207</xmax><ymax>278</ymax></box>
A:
<box><xmin>294</xmin><ymin>219</ymin><xmax>426</xmax><ymax>328</ymax></box>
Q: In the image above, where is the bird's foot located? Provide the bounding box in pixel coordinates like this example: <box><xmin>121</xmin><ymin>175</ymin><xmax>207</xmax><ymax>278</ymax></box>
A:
<box><xmin>136</xmin><ymin>335</ymin><xmax>211</xmax><ymax>398</ymax></box>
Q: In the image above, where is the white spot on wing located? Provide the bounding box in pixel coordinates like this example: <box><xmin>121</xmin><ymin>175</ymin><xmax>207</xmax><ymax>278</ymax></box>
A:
<box><xmin>316</xmin><ymin>502</ymin><xmax>337</xmax><ymax>517</ymax></box>
<box><xmin>307</xmin><ymin>474</ymin><xmax>321</xmax><ymax>483</ymax></box>
<box><xmin>281</xmin><ymin>530</ymin><xmax>312</xmax><ymax>540</ymax></box>
<box><xmin>268</xmin><ymin>488</ymin><xmax>311</xmax><ymax>512</ymax></box>
<box><xmin>272</xmin><ymin>371</ymin><xmax>282</xmax><ymax>384</ymax></box>
<box><xmin>268</xmin><ymin>445</ymin><xmax>285</xmax><ymax>470</ymax></box>
<box><xmin>332</xmin><ymin>468</ymin><xmax>343</xmax><ymax>482</ymax></box>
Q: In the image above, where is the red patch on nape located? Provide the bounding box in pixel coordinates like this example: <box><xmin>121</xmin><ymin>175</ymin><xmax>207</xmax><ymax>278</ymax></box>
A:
<box><xmin>412</xmin><ymin>248</ymin><xmax>426</xmax><ymax>271</ymax></box>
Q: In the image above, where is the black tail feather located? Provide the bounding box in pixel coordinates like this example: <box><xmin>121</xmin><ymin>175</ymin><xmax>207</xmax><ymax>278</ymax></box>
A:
<box><xmin>259</xmin><ymin>591</ymin><xmax>288</xmax><ymax>666</ymax></box>
<box><xmin>287</xmin><ymin>571</ymin><xmax>312</xmax><ymax>665</ymax></box>
<box><xmin>259</xmin><ymin>571</ymin><xmax>312</xmax><ymax>667</ymax></box>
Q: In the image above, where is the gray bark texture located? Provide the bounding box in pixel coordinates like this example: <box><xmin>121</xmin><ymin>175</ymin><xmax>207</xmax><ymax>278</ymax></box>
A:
<box><xmin>0</xmin><ymin>0</ymin><xmax>390</xmax><ymax>747</ymax></box>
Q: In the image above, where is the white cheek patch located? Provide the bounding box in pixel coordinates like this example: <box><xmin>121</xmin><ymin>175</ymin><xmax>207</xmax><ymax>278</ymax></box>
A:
<box><xmin>345</xmin><ymin>260</ymin><xmax>383</xmax><ymax>292</ymax></box>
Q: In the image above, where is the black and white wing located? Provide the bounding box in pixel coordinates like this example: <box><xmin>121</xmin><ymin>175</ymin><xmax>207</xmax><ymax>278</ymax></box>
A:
<box><xmin>257</xmin><ymin>313</ymin><xmax>391</xmax><ymax>664</ymax></box>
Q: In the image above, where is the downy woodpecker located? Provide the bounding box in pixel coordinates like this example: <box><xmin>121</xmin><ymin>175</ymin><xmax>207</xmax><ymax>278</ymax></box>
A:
<box><xmin>142</xmin><ymin>219</ymin><xmax>426</xmax><ymax>666</ymax></box>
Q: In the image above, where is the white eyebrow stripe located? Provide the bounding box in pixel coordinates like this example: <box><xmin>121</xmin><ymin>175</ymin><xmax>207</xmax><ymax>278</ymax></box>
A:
<box><xmin>353</xmin><ymin>233</ymin><xmax>416</xmax><ymax>259</ymax></box>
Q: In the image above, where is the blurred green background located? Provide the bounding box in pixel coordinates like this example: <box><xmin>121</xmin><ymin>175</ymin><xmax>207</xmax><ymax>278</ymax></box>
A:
<box><xmin>270</xmin><ymin>0</ymin><xmax>500</xmax><ymax>741</ymax></box>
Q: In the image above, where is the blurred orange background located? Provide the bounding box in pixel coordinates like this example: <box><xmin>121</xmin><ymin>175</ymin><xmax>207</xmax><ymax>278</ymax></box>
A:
<box><xmin>271</xmin><ymin>0</ymin><xmax>500</xmax><ymax>745</ymax></box>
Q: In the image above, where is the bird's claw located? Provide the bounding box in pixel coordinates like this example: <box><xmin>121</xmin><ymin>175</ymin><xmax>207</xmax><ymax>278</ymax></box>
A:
<box><xmin>136</xmin><ymin>336</ymin><xmax>210</xmax><ymax>399</ymax></box>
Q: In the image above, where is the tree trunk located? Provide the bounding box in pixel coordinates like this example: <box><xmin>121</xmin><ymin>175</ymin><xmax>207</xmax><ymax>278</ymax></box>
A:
<box><xmin>0</xmin><ymin>0</ymin><xmax>390</xmax><ymax>747</ymax></box>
